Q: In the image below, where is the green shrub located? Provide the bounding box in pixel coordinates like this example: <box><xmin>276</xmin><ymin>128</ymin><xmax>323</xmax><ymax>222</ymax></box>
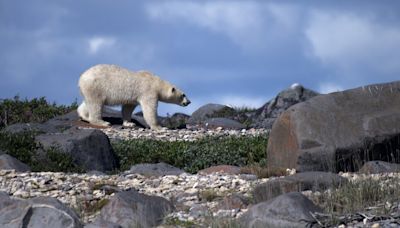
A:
<box><xmin>0</xmin><ymin>96</ymin><xmax>78</xmax><ymax>129</ymax></box>
<box><xmin>112</xmin><ymin>135</ymin><xmax>268</xmax><ymax>173</ymax></box>
<box><xmin>0</xmin><ymin>131</ymin><xmax>84</xmax><ymax>172</ymax></box>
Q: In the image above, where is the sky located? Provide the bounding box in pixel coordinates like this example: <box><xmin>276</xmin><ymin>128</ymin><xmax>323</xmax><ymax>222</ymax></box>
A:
<box><xmin>1</xmin><ymin>1</ymin><xmax>400</xmax><ymax>115</ymax></box>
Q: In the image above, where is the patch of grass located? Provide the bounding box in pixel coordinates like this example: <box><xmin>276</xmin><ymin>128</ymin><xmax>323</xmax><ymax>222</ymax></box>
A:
<box><xmin>208</xmin><ymin>106</ymin><xmax>257</xmax><ymax>127</ymax></box>
<box><xmin>112</xmin><ymin>134</ymin><xmax>268</xmax><ymax>173</ymax></box>
<box><xmin>0</xmin><ymin>96</ymin><xmax>78</xmax><ymax>129</ymax></box>
<box><xmin>311</xmin><ymin>176</ymin><xmax>400</xmax><ymax>226</ymax></box>
<box><xmin>164</xmin><ymin>217</ymin><xmax>197</xmax><ymax>227</ymax></box>
<box><xmin>0</xmin><ymin>131</ymin><xmax>84</xmax><ymax>172</ymax></box>
<box><xmin>240</xmin><ymin>164</ymin><xmax>287</xmax><ymax>179</ymax></box>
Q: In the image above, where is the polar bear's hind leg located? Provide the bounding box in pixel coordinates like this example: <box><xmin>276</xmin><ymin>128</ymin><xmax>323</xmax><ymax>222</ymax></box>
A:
<box><xmin>86</xmin><ymin>101</ymin><xmax>111</xmax><ymax>127</ymax></box>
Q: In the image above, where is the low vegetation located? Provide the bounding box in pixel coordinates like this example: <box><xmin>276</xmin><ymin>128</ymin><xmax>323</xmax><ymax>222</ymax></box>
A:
<box><xmin>112</xmin><ymin>135</ymin><xmax>268</xmax><ymax>173</ymax></box>
<box><xmin>0</xmin><ymin>96</ymin><xmax>78</xmax><ymax>129</ymax></box>
<box><xmin>311</xmin><ymin>176</ymin><xmax>400</xmax><ymax>226</ymax></box>
<box><xmin>0</xmin><ymin>130</ymin><xmax>84</xmax><ymax>172</ymax></box>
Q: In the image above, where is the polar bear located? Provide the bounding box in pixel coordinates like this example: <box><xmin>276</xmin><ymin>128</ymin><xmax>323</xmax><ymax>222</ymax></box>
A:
<box><xmin>77</xmin><ymin>64</ymin><xmax>190</xmax><ymax>130</ymax></box>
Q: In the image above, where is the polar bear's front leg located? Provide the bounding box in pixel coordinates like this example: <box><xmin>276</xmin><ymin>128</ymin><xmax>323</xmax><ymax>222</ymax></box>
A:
<box><xmin>122</xmin><ymin>104</ymin><xmax>137</xmax><ymax>127</ymax></box>
<box><xmin>87</xmin><ymin>102</ymin><xmax>111</xmax><ymax>127</ymax></box>
<box><xmin>141</xmin><ymin>99</ymin><xmax>162</xmax><ymax>130</ymax></box>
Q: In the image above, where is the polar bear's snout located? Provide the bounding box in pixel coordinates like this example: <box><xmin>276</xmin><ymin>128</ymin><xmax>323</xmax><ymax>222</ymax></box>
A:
<box><xmin>181</xmin><ymin>96</ymin><xmax>191</xmax><ymax>107</ymax></box>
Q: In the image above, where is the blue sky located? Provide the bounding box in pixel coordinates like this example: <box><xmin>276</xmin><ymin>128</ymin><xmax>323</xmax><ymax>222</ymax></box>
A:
<box><xmin>1</xmin><ymin>1</ymin><xmax>400</xmax><ymax>115</ymax></box>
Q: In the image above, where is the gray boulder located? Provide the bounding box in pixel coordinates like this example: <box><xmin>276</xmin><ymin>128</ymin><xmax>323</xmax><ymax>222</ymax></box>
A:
<box><xmin>0</xmin><ymin>154</ymin><xmax>31</xmax><ymax>172</ymax></box>
<box><xmin>239</xmin><ymin>192</ymin><xmax>322</xmax><ymax>228</ymax></box>
<box><xmin>36</xmin><ymin>127</ymin><xmax>119</xmax><ymax>172</ymax></box>
<box><xmin>253</xmin><ymin>172</ymin><xmax>347</xmax><ymax>203</ymax></box>
<box><xmin>84</xmin><ymin>219</ymin><xmax>122</xmax><ymax>228</ymax></box>
<box><xmin>0</xmin><ymin>192</ymin><xmax>82</xmax><ymax>228</ymax></box>
<box><xmin>358</xmin><ymin>160</ymin><xmax>400</xmax><ymax>174</ymax></box>
<box><xmin>128</xmin><ymin>162</ymin><xmax>185</xmax><ymax>177</ymax></box>
<box><xmin>98</xmin><ymin>189</ymin><xmax>174</xmax><ymax>228</ymax></box>
<box><xmin>252</xmin><ymin>84</ymin><xmax>319</xmax><ymax>129</ymax></box>
<box><xmin>187</xmin><ymin>103</ymin><xmax>232</xmax><ymax>126</ymax></box>
<box><xmin>267</xmin><ymin>81</ymin><xmax>400</xmax><ymax>172</ymax></box>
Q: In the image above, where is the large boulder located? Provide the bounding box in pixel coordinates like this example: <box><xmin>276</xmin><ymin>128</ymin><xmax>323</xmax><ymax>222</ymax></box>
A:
<box><xmin>0</xmin><ymin>192</ymin><xmax>82</xmax><ymax>228</ymax></box>
<box><xmin>267</xmin><ymin>81</ymin><xmax>400</xmax><ymax>172</ymax></box>
<box><xmin>251</xmin><ymin>84</ymin><xmax>319</xmax><ymax>129</ymax></box>
<box><xmin>36</xmin><ymin>128</ymin><xmax>119</xmax><ymax>172</ymax></box>
<box><xmin>253</xmin><ymin>172</ymin><xmax>347</xmax><ymax>203</ymax></box>
<box><xmin>239</xmin><ymin>192</ymin><xmax>322</xmax><ymax>228</ymax></box>
<box><xmin>0</xmin><ymin>154</ymin><xmax>31</xmax><ymax>172</ymax></box>
<box><xmin>98</xmin><ymin>189</ymin><xmax>174</xmax><ymax>228</ymax></box>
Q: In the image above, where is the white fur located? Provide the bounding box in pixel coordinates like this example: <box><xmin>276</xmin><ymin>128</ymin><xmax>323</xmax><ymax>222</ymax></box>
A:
<box><xmin>78</xmin><ymin>64</ymin><xmax>190</xmax><ymax>129</ymax></box>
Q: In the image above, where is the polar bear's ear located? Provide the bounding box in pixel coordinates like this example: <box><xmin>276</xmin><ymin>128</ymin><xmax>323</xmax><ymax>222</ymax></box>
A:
<box><xmin>171</xmin><ymin>87</ymin><xmax>176</xmax><ymax>93</ymax></box>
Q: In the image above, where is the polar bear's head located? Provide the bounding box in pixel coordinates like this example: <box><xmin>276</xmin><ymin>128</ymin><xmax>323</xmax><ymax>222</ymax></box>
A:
<box><xmin>161</xmin><ymin>84</ymin><xmax>191</xmax><ymax>107</ymax></box>
<box><xmin>168</xmin><ymin>87</ymin><xmax>191</xmax><ymax>107</ymax></box>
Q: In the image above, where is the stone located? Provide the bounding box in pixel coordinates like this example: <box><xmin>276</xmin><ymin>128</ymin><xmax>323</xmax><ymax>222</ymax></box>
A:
<box><xmin>36</xmin><ymin>127</ymin><xmax>119</xmax><ymax>172</ymax></box>
<box><xmin>0</xmin><ymin>192</ymin><xmax>82</xmax><ymax>228</ymax></box>
<box><xmin>202</xmin><ymin>118</ymin><xmax>246</xmax><ymax>130</ymax></box>
<box><xmin>253</xmin><ymin>172</ymin><xmax>348</xmax><ymax>203</ymax></box>
<box><xmin>358</xmin><ymin>161</ymin><xmax>400</xmax><ymax>174</ymax></box>
<box><xmin>128</xmin><ymin>162</ymin><xmax>185</xmax><ymax>177</ymax></box>
<box><xmin>267</xmin><ymin>81</ymin><xmax>400</xmax><ymax>172</ymax></box>
<box><xmin>99</xmin><ymin>189</ymin><xmax>174</xmax><ymax>228</ymax></box>
<box><xmin>216</xmin><ymin>193</ymin><xmax>249</xmax><ymax>210</ymax></box>
<box><xmin>0</xmin><ymin>154</ymin><xmax>31</xmax><ymax>172</ymax></box>
<box><xmin>239</xmin><ymin>192</ymin><xmax>323</xmax><ymax>228</ymax></box>
<box><xmin>84</xmin><ymin>219</ymin><xmax>122</xmax><ymax>228</ymax></box>
<box><xmin>187</xmin><ymin>103</ymin><xmax>232</xmax><ymax>125</ymax></box>
<box><xmin>251</xmin><ymin>84</ymin><xmax>319</xmax><ymax>129</ymax></box>
<box><xmin>198</xmin><ymin>165</ymin><xmax>241</xmax><ymax>175</ymax></box>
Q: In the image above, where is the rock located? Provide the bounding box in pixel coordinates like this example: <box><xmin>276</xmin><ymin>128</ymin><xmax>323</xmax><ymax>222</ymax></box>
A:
<box><xmin>98</xmin><ymin>189</ymin><xmax>174</xmax><ymax>228</ymax></box>
<box><xmin>252</xmin><ymin>84</ymin><xmax>319</xmax><ymax>129</ymax></box>
<box><xmin>267</xmin><ymin>81</ymin><xmax>400</xmax><ymax>172</ymax></box>
<box><xmin>2</xmin><ymin>122</ymin><xmax>57</xmax><ymax>134</ymax></box>
<box><xmin>202</xmin><ymin>118</ymin><xmax>246</xmax><ymax>130</ymax></box>
<box><xmin>198</xmin><ymin>165</ymin><xmax>241</xmax><ymax>175</ymax></box>
<box><xmin>28</xmin><ymin>197</ymin><xmax>83</xmax><ymax>228</ymax></box>
<box><xmin>85</xmin><ymin>219</ymin><xmax>122</xmax><ymax>228</ymax></box>
<box><xmin>187</xmin><ymin>103</ymin><xmax>232</xmax><ymax>125</ymax></box>
<box><xmin>0</xmin><ymin>192</ymin><xmax>82</xmax><ymax>228</ymax></box>
<box><xmin>239</xmin><ymin>192</ymin><xmax>322</xmax><ymax>228</ymax></box>
<box><xmin>216</xmin><ymin>193</ymin><xmax>249</xmax><ymax>210</ymax></box>
<box><xmin>253</xmin><ymin>172</ymin><xmax>348</xmax><ymax>203</ymax></box>
<box><xmin>36</xmin><ymin>128</ymin><xmax>119</xmax><ymax>172</ymax></box>
<box><xmin>128</xmin><ymin>162</ymin><xmax>185</xmax><ymax>177</ymax></box>
<box><xmin>159</xmin><ymin>113</ymin><xmax>190</xmax><ymax>129</ymax></box>
<box><xmin>0</xmin><ymin>154</ymin><xmax>31</xmax><ymax>172</ymax></box>
<box><xmin>358</xmin><ymin>161</ymin><xmax>400</xmax><ymax>174</ymax></box>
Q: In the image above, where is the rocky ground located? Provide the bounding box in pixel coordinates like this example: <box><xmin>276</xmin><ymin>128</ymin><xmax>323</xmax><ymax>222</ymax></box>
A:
<box><xmin>1</xmin><ymin>168</ymin><xmax>400</xmax><ymax>227</ymax></box>
<box><xmin>99</xmin><ymin>126</ymin><xmax>269</xmax><ymax>142</ymax></box>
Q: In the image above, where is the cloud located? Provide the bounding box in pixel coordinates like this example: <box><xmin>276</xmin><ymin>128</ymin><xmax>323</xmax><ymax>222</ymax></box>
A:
<box><xmin>318</xmin><ymin>82</ymin><xmax>344</xmax><ymax>94</ymax></box>
<box><xmin>88</xmin><ymin>36</ymin><xmax>116</xmax><ymax>54</ymax></box>
<box><xmin>306</xmin><ymin>10</ymin><xmax>400</xmax><ymax>74</ymax></box>
<box><xmin>145</xmin><ymin>1</ymin><xmax>301</xmax><ymax>52</ymax></box>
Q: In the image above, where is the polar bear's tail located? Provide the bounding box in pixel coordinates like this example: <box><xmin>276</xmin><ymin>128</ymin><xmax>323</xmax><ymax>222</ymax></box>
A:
<box><xmin>77</xmin><ymin>101</ymin><xmax>90</xmax><ymax>122</ymax></box>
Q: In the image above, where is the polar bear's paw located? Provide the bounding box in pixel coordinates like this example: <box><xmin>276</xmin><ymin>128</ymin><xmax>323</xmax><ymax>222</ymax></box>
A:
<box><xmin>122</xmin><ymin>121</ymin><xmax>136</xmax><ymax>128</ymax></box>
<box><xmin>90</xmin><ymin>120</ymin><xmax>111</xmax><ymax>127</ymax></box>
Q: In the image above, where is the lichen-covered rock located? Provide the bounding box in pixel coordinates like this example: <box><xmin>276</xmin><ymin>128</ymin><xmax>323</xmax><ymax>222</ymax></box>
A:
<box><xmin>358</xmin><ymin>160</ymin><xmax>400</xmax><ymax>174</ymax></box>
<box><xmin>128</xmin><ymin>162</ymin><xmax>185</xmax><ymax>177</ymax></box>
